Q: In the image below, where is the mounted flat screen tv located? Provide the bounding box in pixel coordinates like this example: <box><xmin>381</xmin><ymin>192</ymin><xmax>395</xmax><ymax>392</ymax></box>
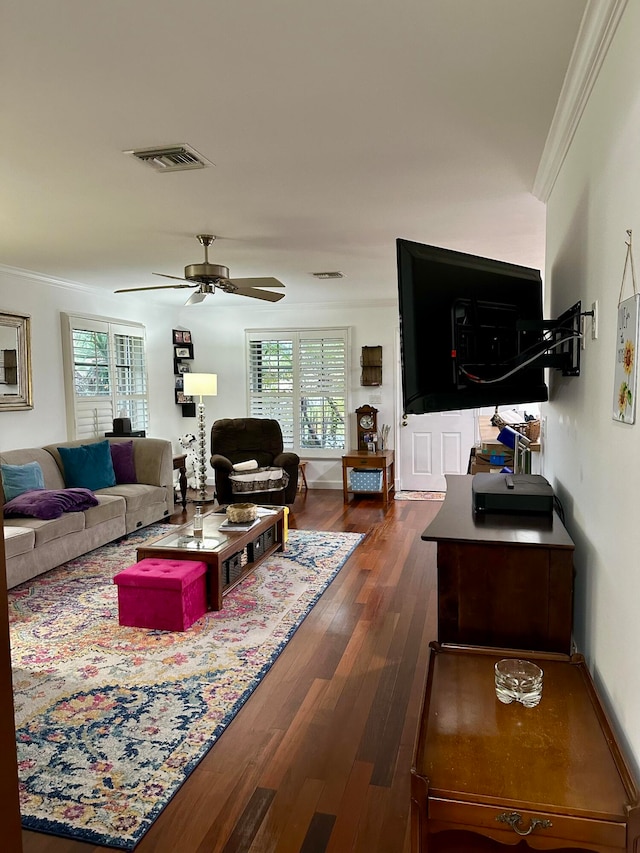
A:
<box><xmin>397</xmin><ymin>239</ymin><xmax>549</xmax><ymax>414</ymax></box>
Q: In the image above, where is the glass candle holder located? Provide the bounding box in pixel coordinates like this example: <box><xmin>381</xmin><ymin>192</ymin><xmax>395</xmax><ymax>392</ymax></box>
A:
<box><xmin>495</xmin><ymin>658</ymin><xmax>543</xmax><ymax>708</ymax></box>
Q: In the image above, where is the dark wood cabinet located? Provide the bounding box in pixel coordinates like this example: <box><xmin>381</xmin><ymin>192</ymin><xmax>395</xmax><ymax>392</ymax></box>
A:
<box><xmin>422</xmin><ymin>475</ymin><xmax>575</xmax><ymax>654</ymax></box>
<box><xmin>412</xmin><ymin>644</ymin><xmax>640</xmax><ymax>852</ymax></box>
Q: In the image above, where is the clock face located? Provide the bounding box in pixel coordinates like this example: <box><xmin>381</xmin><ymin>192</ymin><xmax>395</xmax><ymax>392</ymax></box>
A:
<box><xmin>359</xmin><ymin>414</ymin><xmax>374</xmax><ymax>429</ymax></box>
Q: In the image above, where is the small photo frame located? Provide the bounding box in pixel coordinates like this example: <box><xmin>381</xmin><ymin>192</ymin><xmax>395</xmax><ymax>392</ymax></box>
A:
<box><xmin>175</xmin><ymin>376</ymin><xmax>184</xmax><ymax>391</ymax></box>
<box><xmin>176</xmin><ymin>362</ymin><xmax>191</xmax><ymax>374</ymax></box>
<box><xmin>175</xmin><ymin>391</ymin><xmax>193</xmax><ymax>404</ymax></box>
<box><xmin>172</xmin><ymin>329</ymin><xmax>184</xmax><ymax>345</ymax></box>
<box><xmin>182</xmin><ymin>330</ymin><xmax>192</xmax><ymax>343</ymax></box>
<box><xmin>175</xmin><ymin>346</ymin><xmax>192</xmax><ymax>359</ymax></box>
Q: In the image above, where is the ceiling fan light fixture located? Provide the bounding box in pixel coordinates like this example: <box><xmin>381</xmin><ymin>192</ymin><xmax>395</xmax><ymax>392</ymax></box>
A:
<box><xmin>115</xmin><ymin>234</ymin><xmax>285</xmax><ymax>303</ymax></box>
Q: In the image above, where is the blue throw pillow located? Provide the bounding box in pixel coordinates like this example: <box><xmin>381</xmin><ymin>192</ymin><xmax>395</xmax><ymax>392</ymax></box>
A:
<box><xmin>1</xmin><ymin>461</ymin><xmax>45</xmax><ymax>501</ymax></box>
<box><xmin>57</xmin><ymin>441</ymin><xmax>116</xmax><ymax>491</ymax></box>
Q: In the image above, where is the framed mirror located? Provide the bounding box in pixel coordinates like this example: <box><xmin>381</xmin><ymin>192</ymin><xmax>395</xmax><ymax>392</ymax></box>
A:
<box><xmin>0</xmin><ymin>310</ymin><xmax>32</xmax><ymax>411</ymax></box>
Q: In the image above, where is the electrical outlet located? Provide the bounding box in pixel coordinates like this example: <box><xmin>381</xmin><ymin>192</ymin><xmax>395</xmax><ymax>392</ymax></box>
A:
<box><xmin>591</xmin><ymin>300</ymin><xmax>599</xmax><ymax>340</ymax></box>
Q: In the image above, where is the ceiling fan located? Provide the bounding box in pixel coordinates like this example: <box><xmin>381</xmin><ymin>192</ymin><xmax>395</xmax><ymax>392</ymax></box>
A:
<box><xmin>115</xmin><ymin>234</ymin><xmax>285</xmax><ymax>305</ymax></box>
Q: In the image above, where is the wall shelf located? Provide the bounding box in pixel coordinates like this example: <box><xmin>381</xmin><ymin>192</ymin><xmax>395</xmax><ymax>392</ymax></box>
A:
<box><xmin>360</xmin><ymin>345</ymin><xmax>382</xmax><ymax>386</ymax></box>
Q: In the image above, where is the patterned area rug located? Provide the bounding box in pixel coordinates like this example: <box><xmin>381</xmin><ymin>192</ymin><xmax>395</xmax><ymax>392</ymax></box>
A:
<box><xmin>394</xmin><ymin>490</ymin><xmax>446</xmax><ymax>501</ymax></box>
<box><xmin>9</xmin><ymin>525</ymin><xmax>364</xmax><ymax>850</ymax></box>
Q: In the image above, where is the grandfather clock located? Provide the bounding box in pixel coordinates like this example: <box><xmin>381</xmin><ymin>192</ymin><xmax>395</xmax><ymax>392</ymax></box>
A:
<box><xmin>355</xmin><ymin>405</ymin><xmax>378</xmax><ymax>451</ymax></box>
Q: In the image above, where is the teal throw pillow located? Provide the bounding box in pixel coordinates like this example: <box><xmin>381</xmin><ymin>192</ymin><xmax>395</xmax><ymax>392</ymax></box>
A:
<box><xmin>57</xmin><ymin>440</ymin><xmax>116</xmax><ymax>491</ymax></box>
<box><xmin>1</xmin><ymin>461</ymin><xmax>46</xmax><ymax>501</ymax></box>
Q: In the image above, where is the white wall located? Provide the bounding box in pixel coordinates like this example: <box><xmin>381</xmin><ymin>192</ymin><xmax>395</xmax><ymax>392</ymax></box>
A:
<box><xmin>543</xmin><ymin>1</ymin><xmax>640</xmax><ymax>774</ymax></box>
<box><xmin>0</xmin><ymin>268</ymin><xmax>398</xmax><ymax>489</ymax></box>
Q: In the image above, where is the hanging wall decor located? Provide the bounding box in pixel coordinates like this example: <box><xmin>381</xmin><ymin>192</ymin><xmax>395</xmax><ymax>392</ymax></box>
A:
<box><xmin>613</xmin><ymin>230</ymin><xmax>640</xmax><ymax>424</ymax></box>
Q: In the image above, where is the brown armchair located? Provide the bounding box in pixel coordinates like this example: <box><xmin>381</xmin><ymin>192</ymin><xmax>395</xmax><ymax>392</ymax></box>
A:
<box><xmin>210</xmin><ymin>418</ymin><xmax>299</xmax><ymax>505</ymax></box>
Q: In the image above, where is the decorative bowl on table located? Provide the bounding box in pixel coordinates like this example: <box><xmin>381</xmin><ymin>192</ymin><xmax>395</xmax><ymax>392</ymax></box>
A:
<box><xmin>226</xmin><ymin>503</ymin><xmax>257</xmax><ymax>523</ymax></box>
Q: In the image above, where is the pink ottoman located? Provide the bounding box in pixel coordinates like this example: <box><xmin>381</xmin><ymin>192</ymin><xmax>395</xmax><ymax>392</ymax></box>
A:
<box><xmin>114</xmin><ymin>558</ymin><xmax>208</xmax><ymax>631</ymax></box>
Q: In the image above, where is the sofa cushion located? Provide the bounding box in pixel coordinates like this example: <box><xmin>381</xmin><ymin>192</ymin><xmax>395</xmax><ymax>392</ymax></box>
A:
<box><xmin>3</xmin><ymin>526</ymin><xmax>35</xmax><ymax>559</ymax></box>
<box><xmin>110</xmin><ymin>440</ymin><xmax>137</xmax><ymax>484</ymax></box>
<box><xmin>3</xmin><ymin>488</ymin><xmax>99</xmax><ymax>520</ymax></box>
<box><xmin>83</xmin><ymin>494</ymin><xmax>126</xmax><ymax>529</ymax></box>
<box><xmin>96</xmin><ymin>482</ymin><xmax>166</xmax><ymax>513</ymax></box>
<box><xmin>58</xmin><ymin>440</ymin><xmax>116</xmax><ymax>490</ymax></box>
<box><xmin>1</xmin><ymin>461</ymin><xmax>45</xmax><ymax>501</ymax></box>
<box><xmin>6</xmin><ymin>511</ymin><xmax>85</xmax><ymax>546</ymax></box>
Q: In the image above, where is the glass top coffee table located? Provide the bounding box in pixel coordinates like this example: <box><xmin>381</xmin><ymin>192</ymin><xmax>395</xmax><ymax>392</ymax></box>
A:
<box><xmin>136</xmin><ymin>506</ymin><xmax>285</xmax><ymax>610</ymax></box>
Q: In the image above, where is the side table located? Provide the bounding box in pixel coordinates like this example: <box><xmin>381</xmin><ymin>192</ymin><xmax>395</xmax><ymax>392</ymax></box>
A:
<box><xmin>411</xmin><ymin>643</ymin><xmax>640</xmax><ymax>852</ymax></box>
<box><xmin>173</xmin><ymin>453</ymin><xmax>188</xmax><ymax>510</ymax></box>
<box><xmin>342</xmin><ymin>449</ymin><xmax>394</xmax><ymax>506</ymax></box>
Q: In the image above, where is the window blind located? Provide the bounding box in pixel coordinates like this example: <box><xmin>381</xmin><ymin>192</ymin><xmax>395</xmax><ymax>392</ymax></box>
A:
<box><xmin>62</xmin><ymin>314</ymin><xmax>149</xmax><ymax>440</ymax></box>
<box><xmin>247</xmin><ymin>328</ymin><xmax>348</xmax><ymax>453</ymax></box>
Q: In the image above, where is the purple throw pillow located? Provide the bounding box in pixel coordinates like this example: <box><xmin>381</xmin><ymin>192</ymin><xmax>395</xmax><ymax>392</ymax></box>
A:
<box><xmin>109</xmin><ymin>441</ymin><xmax>137</xmax><ymax>485</ymax></box>
<box><xmin>3</xmin><ymin>488</ymin><xmax>99</xmax><ymax>520</ymax></box>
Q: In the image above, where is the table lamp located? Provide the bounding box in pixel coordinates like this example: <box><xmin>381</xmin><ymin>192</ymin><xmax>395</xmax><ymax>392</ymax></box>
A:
<box><xmin>182</xmin><ymin>372</ymin><xmax>218</xmax><ymax>503</ymax></box>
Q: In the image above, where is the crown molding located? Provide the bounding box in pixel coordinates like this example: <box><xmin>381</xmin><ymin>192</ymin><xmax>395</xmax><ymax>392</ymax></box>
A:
<box><xmin>0</xmin><ymin>263</ymin><xmax>97</xmax><ymax>295</ymax></box>
<box><xmin>533</xmin><ymin>0</ymin><xmax>628</xmax><ymax>202</ymax></box>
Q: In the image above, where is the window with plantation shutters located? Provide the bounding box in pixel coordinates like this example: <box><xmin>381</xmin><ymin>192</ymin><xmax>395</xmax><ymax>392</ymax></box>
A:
<box><xmin>61</xmin><ymin>314</ymin><xmax>149</xmax><ymax>440</ymax></box>
<box><xmin>247</xmin><ymin>328</ymin><xmax>348</xmax><ymax>454</ymax></box>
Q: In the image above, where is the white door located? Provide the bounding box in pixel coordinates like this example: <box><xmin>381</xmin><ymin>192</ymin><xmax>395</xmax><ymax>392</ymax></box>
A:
<box><xmin>398</xmin><ymin>410</ymin><xmax>477</xmax><ymax>491</ymax></box>
<box><xmin>393</xmin><ymin>326</ymin><xmax>478</xmax><ymax>491</ymax></box>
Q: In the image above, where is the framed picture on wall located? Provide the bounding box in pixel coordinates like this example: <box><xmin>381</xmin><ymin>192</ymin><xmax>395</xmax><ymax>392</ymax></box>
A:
<box><xmin>613</xmin><ymin>293</ymin><xmax>640</xmax><ymax>423</ymax></box>
<box><xmin>175</xmin><ymin>391</ymin><xmax>193</xmax><ymax>404</ymax></box>
<box><xmin>176</xmin><ymin>362</ymin><xmax>191</xmax><ymax>374</ymax></box>
<box><xmin>174</xmin><ymin>344</ymin><xmax>193</xmax><ymax>359</ymax></box>
<box><xmin>175</xmin><ymin>376</ymin><xmax>184</xmax><ymax>391</ymax></box>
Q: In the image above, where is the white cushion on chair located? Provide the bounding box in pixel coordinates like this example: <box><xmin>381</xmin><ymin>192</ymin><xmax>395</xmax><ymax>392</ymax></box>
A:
<box><xmin>232</xmin><ymin>459</ymin><xmax>259</xmax><ymax>472</ymax></box>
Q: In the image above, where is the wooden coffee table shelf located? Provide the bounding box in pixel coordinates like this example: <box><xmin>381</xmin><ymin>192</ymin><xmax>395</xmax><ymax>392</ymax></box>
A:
<box><xmin>136</xmin><ymin>507</ymin><xmax>284</xmax><ymax>610</ymax></box>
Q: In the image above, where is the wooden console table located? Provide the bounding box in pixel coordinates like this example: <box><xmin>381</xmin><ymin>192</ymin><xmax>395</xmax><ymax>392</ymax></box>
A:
<box><xmin>342</xmin><ymin>448</ymin><xmax>394</xmax><ymax>506</ymax></box>
<box><xmin>412</xmin><ymin>643</ymin><xmax>640</xmax><ymax>852</ymax></box>
<box><xmin>422</xmin><ymin>474</ymin><xmax>575</xmax><ymax>654</ymax></box>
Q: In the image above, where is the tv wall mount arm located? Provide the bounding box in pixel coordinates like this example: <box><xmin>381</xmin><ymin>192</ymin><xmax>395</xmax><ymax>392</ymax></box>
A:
<box><xmin>518</xmin><ymin>300</ymin><xmax>590</xmax><ymax>377</ymax></box>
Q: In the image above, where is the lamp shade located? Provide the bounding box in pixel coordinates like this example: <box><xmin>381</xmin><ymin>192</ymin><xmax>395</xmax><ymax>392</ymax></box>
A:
<box><xmin>183</xmin><ymin>373</ymin><xmax>218</xmax><ymax>398</ymax></box>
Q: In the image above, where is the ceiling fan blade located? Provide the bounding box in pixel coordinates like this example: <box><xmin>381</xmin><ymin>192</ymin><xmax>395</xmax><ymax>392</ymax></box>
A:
<box><xmin>153</xmin><ymin>272</ymin><xmax>196</xmax><ymax>283</ymax></box>
<box><xmin>185</xmin><ymin>291</ymin><xmax>207</xmax><ymax>305</ymax></box>
<box><xmin>228</xmin><ymin>276</ymin><xmax>285</xmax><ymax>289</ymax></box>
<box><xmin>115</xmin><ymin>283</ymin><xmax>193</xmax><ymax>293</ymax></box>
<box><xmin>233</xmin><ymin>287</ymin><xmax>285</xmax><ymax>302</ymax></box>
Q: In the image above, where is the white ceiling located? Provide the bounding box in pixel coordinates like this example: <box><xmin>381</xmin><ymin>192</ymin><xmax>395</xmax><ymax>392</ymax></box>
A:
<box><xmin>1</xmin><ymin>0</ymin><xmax>588</xmax><ymax>308</ymax></box>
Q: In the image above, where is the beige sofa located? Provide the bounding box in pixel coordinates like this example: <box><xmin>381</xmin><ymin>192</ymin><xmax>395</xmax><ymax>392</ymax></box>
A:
<box><xmin>1</xmin><ymin>437</ymin><xmax>174</xmax><ymax>589</ymax></box>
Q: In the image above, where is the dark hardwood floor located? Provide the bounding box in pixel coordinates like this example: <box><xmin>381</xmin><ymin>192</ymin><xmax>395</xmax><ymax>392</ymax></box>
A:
<box><xmin>21</xmin><ymin>490</ymin><xmax>442</xmax><ymax>853</ymax></box>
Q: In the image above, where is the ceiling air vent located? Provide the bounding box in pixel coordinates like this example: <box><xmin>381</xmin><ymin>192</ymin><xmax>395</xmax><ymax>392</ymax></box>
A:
<box><xmin>311</xmin><ymin>271</ymin><xmax>344</xmax><ymax>279</ymax></box>
<box><xmin>124</xmin><ymin>144</ymin><xmax>213</xmax><ymax>172</ymax></box>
